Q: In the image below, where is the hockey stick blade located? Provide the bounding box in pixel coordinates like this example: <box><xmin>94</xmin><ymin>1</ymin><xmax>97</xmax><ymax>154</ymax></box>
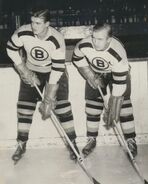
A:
<box><xmin>14</xmin><ymin>160</ymin><xmax>19</xmax><ymax>165</ymax></box>
<box><xmin>113</xmin><ymin>120</ymin><xmax>148</xmax><ymax>184</ymax></box>
<box><xmin>34</xmin><ymin>84</ymin><xmax>101</xmax><ymax>184</ymax></box>
<box><xmin>51</xmin><ymin>110</ymin><xmax>101</xmax><ymax>184</ymax></box>
<box><xmin>78</xmin><ymin>160</ymin><xmax>101</xmax><ymax>184</ymax></box>
<box><xmin>93</xmin><ymin>177</ymin><xmax>101</xmax><ymax>184</ymax></box>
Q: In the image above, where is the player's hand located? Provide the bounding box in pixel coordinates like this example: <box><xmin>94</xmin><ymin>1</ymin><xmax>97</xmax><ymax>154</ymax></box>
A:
<box><xmin>39</xmin><ymin>100</ymin><xmax>56</xmax><ymax>120</ymax></box>
<box><xmin>88</xmin><ymin>74</ymin><xmax>105</xmax><ymax>89</ymax></box>
<box><xmin>38</xmin><ymin>83</ymin><xmax>58</xmax><ymax>120</ymax></box>
<box><xmin>15</xmin><ymin>63</ymin><xmax>40</xmax><ymax>87</ymax></box>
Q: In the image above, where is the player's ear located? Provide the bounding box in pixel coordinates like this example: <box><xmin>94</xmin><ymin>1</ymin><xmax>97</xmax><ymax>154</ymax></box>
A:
<box><xmin>45</xmin><ymin>21</ymin><xmax>50</xmax><ymax>27</ymax></box>
<box><xmin>107</xmin><ymin>37</ymin><xmax>112</xmax><ymax>44</ymax></box>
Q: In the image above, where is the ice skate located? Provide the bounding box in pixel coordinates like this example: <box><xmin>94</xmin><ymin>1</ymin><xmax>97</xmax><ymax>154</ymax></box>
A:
<box><xmin>82</xmin><ymin>137</ymin><xmax>96</xmax><ymax>157</ymax></box>
<box><xmin>12</xmin><ymin>141</ymin><xmax>26</xmax><ymax>164</ymax></box>
<box><xmin>67</xmin><ymin>140</ymin><xmax>80</xmax><ymax>161</ymax></box>
<box><xmin>127</xmin><ymin>138</ymin><xmax>137</xmax><ymax>158</ymax></box>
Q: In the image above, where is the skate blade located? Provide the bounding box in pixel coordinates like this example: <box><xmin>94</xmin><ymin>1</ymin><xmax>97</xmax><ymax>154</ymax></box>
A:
<box><xmin>126</xmin><ymin>151</ymin><xmax>137</xmax><ymax>163</ymax></box>
<box><xmin>69</xmin><ymin>155</ymin><xmax>78</xmax><ymax>163</ymax></box>
<box><xmin>82</xmin><ymin>151</ymin><xmax>93</xmax><ymax>158</ymax></box>
<box><xmin>13</xmin><ymin>155</ymin><xmax>24</xmax><ymax>165</ymax></box>
<box><xmin>13</xmin><ymin>159</ymin><xmax>19</xmax><ymax>165</ymax></box>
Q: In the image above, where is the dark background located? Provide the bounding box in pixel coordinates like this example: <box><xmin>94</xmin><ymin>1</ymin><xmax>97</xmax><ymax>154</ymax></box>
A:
<box><xmin>0</xmin><ymin>0</ymin><xmax>148</xmax><ymax>66</ymax></box>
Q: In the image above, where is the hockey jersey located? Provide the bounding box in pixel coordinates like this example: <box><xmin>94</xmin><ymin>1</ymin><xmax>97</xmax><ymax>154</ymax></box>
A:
<box><xmin>6</xmin><ymin>24</ymin><xmax>66</xmax><ymax>84</ymax></box>
<box><xmin>73</xmin><ymin>36</ymin><xmax>129</xmax><ymax>96</ymax></box>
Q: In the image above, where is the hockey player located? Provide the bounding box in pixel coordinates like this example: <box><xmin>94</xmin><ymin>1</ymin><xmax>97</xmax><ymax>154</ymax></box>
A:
<box><xmin>72</xmin><ymin>23</ymin><xmax>137</xmax><ymax>158</ymax></box>
<box><xmin>6</xmin><ymin>9</ymin><xmax>79</xmax><ymax>163</ymax></box>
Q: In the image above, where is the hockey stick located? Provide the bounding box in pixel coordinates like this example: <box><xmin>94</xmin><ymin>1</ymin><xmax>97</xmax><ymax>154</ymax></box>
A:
<box><xmin>34</xmin><ymin>84</ymin><xmax>101</xmax><ymax>184</ymax></box>
<box><xmin>97</xmin><ymin>85</ymin><xmax>148</xmax><ymax>184</ymax></box>
<box><xmin>113</xmin><ymin>120</ymin><xmax>148</xmax><ymax>184</ymax></box>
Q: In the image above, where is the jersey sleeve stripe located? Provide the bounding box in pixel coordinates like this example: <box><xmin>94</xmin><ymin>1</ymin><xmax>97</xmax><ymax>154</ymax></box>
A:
<box><xmin>52</xmin><ymin>59</ymin><xmax>65</xmax><ymax>64</ymax></box>
<box><xmin>79</xmin><ymin>42</ymin><xmax>93</xmax><ymax>50</ymax></box>
<box><xmin>112</xmin><ymin>80</ymin><xmax>127</xmax><ymax>84</ymax></box>
<box><xmin>107</xmin><ymin>48</ymin><xmax>122</xmax><ymax>61</ymax></box>
<box><xmin>6</xmin><ymin>45</ymin><xmax>19</xmax><ymax>51</ymax></box>
<box><xmin>73</xmin><ymin>52</ymin><xmax>79</xmax><ymax>58</ymax></box>
<box><xmin>113</xmin><ymin>75</ymin><xmax>127</xmax><ymax>81</ymax></box>
<box><xmin>9</xmin><ymin>38</ymin><xmax>20</xmax><ymax>48</ymax></box>
<box><xmin>46</xmin><ymin>36</ymin><xmax>60</xmax><ymax>49</ymax></box>
<box><xmin>18</xmin><ymin>31</ymin><xmax>34</xmax><ymax>37</ymax></box>
<box><xmin>72</xmin><ymin>57</ymin><xmax>88</xmax><ymax>67</ymax></box>
<box><xmin>72</xmin><ymin>52</ymin><xmax>85</xmax><ymax>61</ymax></box>
<box><xmin>51</xmin><ymin>67</ymin><xmax>65</xmax><ymax>72</ymax></box>
<box><xmin>122</xmin><ymin>103</ymin><xmax>132</xmax><ymax>108</ymax></box>
<box><xmin>112</xmin><ymin>72</ymin><xmax>127</xmax><ymax>83</ymax></box>
<box><xmin>7</xmin><ymin>41</ymin><xmax>19</xmax><ymax>50</ymax></box>
<box><xmin>73</xmin><ymin>56</ymin><xmax>84</xmax><ymax>61</ymax></box>
<box><xmin>52</xmin><ymin>62</ymin><xmax>65</xmax><ymax>68</ymax></box>
<box><xmin>112</xmin><ymin>71</ymin><xmax>128</xmax><ymax>76</ymax></box>
<box><xmin>112</xmin><ymin>71</ymin><xmax>127</xmax><ymax>84</ymax></box>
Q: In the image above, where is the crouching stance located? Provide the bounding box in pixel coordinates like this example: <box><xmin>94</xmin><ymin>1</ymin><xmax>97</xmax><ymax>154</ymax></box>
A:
<box><xmin>72</xmin><ymin>23</ymin><xmax>137</xmax><ymax>158</ymax></box>
<box><xmin>6</xmin><ymin>9</ymin><xmax>79</xmax><ymax>163</ymax></box>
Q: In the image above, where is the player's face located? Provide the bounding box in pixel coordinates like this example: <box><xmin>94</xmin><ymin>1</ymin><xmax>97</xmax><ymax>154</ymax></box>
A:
<box><xmin>31</xmin><ymin>16</ymin><xmax>49</xmax><ymax>36</ymax></box>
<box><xmin>92</xmin><ymin>28</ymin><xmax>111</xmax><ymax>51</ymax></box>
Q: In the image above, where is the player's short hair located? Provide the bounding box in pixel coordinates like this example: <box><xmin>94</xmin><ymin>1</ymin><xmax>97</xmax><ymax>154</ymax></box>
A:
<box><xmin>93</xmin><ymin>23</ymin><xmax>112</xmax><ymax>37</ymax></box>
<box><xmin>31</xmin><ymin>9</ymin><xmax>50</xmax><ymax>22</ymax></box>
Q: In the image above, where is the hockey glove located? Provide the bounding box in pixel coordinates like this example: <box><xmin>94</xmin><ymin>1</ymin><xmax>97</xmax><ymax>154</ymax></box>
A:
<box><xmin>103</xmin><ymin>95</ymin><xmax>124</xmax><ymax>129</ymax></box>
<box><xmin>39</xmin><ymin>83</ymin><xmax>59</xmax><ymax>120</ymax></box>
<box><xmin>78</xmin><ymin>66</ymin><xmax>105</xmax><ymax>89</ymax></box>
<box><xmin>15</xmin><ymin>63</ymin><xmax>40</xmax><ymax>87</ymax></box>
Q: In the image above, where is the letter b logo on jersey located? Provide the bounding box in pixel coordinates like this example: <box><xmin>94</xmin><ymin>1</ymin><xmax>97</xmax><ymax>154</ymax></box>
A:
<box><xmin>31</xmin><ymin>47</ymin><xmax>49</xmax><ymax>61</ymax></box>
<box><xmin>92</xmin><ymin>57</ymin><xmax>109</xmax><ymax>70</ymax></box>
<box><xmin>35</xmin><ymin>49</ymin><xmax>44</xmax><ymax>59</ymax></box>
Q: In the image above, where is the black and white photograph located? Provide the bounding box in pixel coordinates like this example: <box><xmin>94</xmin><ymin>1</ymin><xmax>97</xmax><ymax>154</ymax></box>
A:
<box><xmin>0</xmin><ymin>0</ymin><xmax>148</xmax><ymax>183</ymax></box>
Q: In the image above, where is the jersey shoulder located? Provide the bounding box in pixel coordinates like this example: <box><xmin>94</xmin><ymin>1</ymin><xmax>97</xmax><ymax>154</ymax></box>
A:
<box><xmin>50</xmin><ymin>26</ymin><xmax>64</xmax><ymax>38</ymax></box>
<box><xmin>15</xmin><ymin>24</ymin><xmax>33</xmax><ymax>38</ymax></box>
<box><xmin>111</xmin><ymin>37</ymin><xmax>125</xmax><ymax>51</ymax></box>
<box><xmin>109</xmin><ymin>37</ymin><xmax>127</xmax><ymax>59</ymax></box>
<box><xmin>47</xmin><ymin>26</ymin><xmax>65</xmax><ymax>49</ymax></box>
<box><xmin>73</xmin><ymin>36</ymin><xmax>92</xmax><ymax>57</ymax></box>
<box><xmin>18</xmin><ymin>24</ymin><xmax>32</xmax><ymax>32</ymax></box>
<box><xmin>76</xmin><ymin>36</ymin><xmax>93</xmax><ymax>50</ymax></box>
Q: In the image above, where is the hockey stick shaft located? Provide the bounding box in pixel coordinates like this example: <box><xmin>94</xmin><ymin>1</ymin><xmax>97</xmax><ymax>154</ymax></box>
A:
<box><xmin>35</xmin><ymin>84</ymin><xmax>81</xmax><ymax>159</ymax></box>
<box><xmin>35</xmin><ymin>84</ymin><xmax>101</xmax><ymax>184</ymax></box>
<box><xmin>113</xmin><ymin>120</ymin><xmax>147</xmax><ymax>184</ymax></box>
<box><xmin>35</xmin><ymin>84</ymin><xmax>65</xmax><ymax>141</ymax></box>
<box><xmin>97</xmin><ymin>85</ymin><xmax>147</xmax><ymax>184</ymax></box>
<box><xmin>51</xmin><ymin>114</ymin><xmax>99</xmax><ymax>184</ymax></box>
